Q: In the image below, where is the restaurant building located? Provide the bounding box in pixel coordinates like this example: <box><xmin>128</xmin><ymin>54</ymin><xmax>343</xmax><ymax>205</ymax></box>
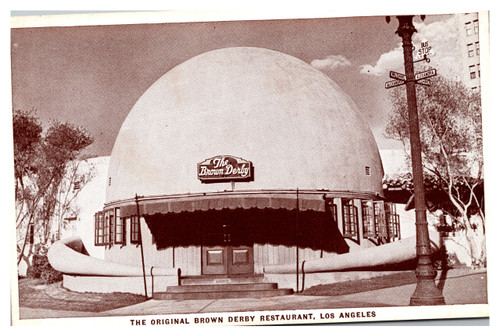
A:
<box><xmin>87</xmin><ymin>47</ymin><xmax>402</xmax><ymax>292</ymax></box>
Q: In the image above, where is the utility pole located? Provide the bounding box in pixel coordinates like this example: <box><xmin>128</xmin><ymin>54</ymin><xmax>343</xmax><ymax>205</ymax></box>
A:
<box><xmin>391</xmin><ymin>15</ymin><xmax>445</xmax><ymax>306</ymax></box>
<box><xmin>135</xmin><ymin>194</ymin><xmax>148</xmax><ymax>299</ymax></box>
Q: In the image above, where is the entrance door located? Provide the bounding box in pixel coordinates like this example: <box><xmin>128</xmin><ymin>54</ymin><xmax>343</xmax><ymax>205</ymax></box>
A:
<box><xmin>202</xmin><ymin>222</ymin><xmax>254</xmax><ymax>275</ymax></box>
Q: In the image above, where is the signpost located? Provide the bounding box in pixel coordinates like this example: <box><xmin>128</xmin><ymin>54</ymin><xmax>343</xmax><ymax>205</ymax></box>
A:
<box><xmin>386</xmin><ymin>69</ymin><xmax>436</xmax><ymax>89</ymax></box>
<box><xmin>387</xmin><ymin>16</ymin><xmax>445</xmax><ymax>306</ymax></box>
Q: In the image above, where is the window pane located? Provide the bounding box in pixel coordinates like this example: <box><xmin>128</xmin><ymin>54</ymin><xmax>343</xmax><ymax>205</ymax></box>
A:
<box><xmin>465</xmin><ymin>22</ymin><xmax>473</xmax><ymax>36</ymax></box>
<box><xmin>342</xmin><ymin>199</ymin><xmax>357</xmax><ymax>238</ymax></box>
<box><xmin>114</xmin><ymin>208</ymin><xmax>125</xmax><ymax>244</ymax></box>
<box><xmin>131</xmin><ymin>216</ymin><xmax>140</xmax><ymax>244</ymax></box>
<box><xmin>468</xmin><ymin>43</ymin><xmax>474</xmax><ymax>57</ymax></box>
<box><xmin>469</xmin><ymin>65</ymin><xmax>476</xmax><ymax>79</ymax></box>
<box><xmin>362</xmin><ymin>201</ymin><xmax>375</xmax><ymax>238</ymax></box>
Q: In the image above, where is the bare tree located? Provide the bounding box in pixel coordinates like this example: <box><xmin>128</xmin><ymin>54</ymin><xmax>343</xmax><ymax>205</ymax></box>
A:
<box><xmin>386</xmin><ymin>75</ymin><xmax>485</xmax><ymax>266</ymax></box>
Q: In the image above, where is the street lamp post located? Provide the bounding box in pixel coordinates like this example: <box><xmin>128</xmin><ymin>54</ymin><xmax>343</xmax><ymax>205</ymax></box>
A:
<box><xmin>394</xmin><ymin>15</ymin><xmax>445</xmax><ymax>306</ymax></box>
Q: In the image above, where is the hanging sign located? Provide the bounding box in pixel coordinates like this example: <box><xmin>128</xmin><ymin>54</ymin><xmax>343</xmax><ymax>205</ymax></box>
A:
<box><xmin>198</xmin><ymin>155</ymin><xmax>253</xmax><ymax>183</ymax></box>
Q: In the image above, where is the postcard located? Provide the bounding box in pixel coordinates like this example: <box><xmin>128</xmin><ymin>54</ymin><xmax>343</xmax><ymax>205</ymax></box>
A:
<box><xmin>9</xmin><ymin>9</ymin><xmax>490</xmax><ymax>327</ymax></box>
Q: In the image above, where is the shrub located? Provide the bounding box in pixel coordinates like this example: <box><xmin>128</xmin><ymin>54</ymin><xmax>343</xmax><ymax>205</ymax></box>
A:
<box><xmin>30</xmin><ymin>251</ymin><xmax>63</xmax><ymax>284</ymax></box>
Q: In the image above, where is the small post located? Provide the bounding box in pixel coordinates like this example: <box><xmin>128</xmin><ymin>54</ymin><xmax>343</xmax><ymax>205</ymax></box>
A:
<box><xmin>296</xmin><ymin>188</ymin><xmax>300</xmax><ymax>293</ymax></box>
<box><xmin>135</xmin><ymin>194</ymin><xmax>148</xmax><ymax>299</ymax></box>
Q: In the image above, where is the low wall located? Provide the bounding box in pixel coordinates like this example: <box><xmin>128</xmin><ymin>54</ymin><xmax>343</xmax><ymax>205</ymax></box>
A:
<box><xmin>63</xmin><ymin>274</ymin><xmax>178</xmax><ymax>296</ymax></box>
<box><xmin>264</xmin><ymin>270</ymin><xmax>408</xmax><ymax>292</ymax></box>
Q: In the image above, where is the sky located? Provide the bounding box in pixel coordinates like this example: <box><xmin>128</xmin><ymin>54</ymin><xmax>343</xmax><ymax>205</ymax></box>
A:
<box><xmin>10</xmin><ymin>11</ymin><xmax>474</xmax><ymax>157</ymax></box>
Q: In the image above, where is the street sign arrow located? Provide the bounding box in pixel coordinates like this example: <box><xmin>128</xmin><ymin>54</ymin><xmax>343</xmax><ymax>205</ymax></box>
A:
<box><xmin>389</xmin><ymin>71</ymin><xmax>406</xmax><ymax>81</ymax></box>
<box><xmin>416</xmin><ymin>79</ymin><xmax>431</xmax><ymax>86</ymax></box>
<box><xmin>385</xmin><ymin>79</ymin><xmax>405</xmax><ymax>89</ymax></box>
<box><xmin>415</xmin><ymin>68</ymin><xmax>437</xmax><ymax>81</ymax></box>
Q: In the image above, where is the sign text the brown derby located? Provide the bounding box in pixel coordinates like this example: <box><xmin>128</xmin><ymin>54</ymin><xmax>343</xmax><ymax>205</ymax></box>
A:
<box><xmin>198</xmin><ymin>155</ymin><xmax>253</xmax><ymax>183</ymax></box>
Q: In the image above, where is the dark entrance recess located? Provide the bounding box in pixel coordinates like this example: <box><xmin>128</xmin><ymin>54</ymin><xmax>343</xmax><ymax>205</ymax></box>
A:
<box><xmin>143</xmin><ymin>207</ymin><xmax>349</xmax><ymax>273</ymax></box>
<box><xmin>201</xmin><ymin>221</ymin><xmax>254</xmax><ymax>275</ymax></box>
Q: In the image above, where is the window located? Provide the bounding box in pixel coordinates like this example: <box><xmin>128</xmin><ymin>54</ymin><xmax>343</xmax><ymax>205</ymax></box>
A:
<box><xmin>465</xmin><ymin>22</ymin><xmax>473</xmax><ymax>36</ymax></box>
<box><xmin>103</xmin><ymin>211</ymin><xmax>111</xmax><ymax>245</ymax></box>
<box><xmin>477</xmin><ymin>63</ymin><xmax>481</xmax><ymax>77</ymax></box>
<box><xmin>467</xmin><ymin>43</ymin><xmax>474</xmax><ymax>57</ymax></box>
<box><xmin>330</xmin><ymin>201</ymin><xmax>337</xmax><ymax>226</ymax></box>
<box><xmin>385</xmin><ymin>203</ymin><xmax>401</xmax><ymax>241</ymax></box>
<box><xmin>130</xmin><ymin>215</ymin><xmax>141</xmax><ymax>244</ymax></box>
<box><xmin>361</xmin><ymin>201</ymin><xmax>376</xmax><ymax>238</ymax></box>
<box><xmin>371</xmin><ymin>201</ymin><xmax>389</xmax><ymax>241</ymax></box>
<box><xmin>114</xmin><ymin>208</ymin><xmax>126</xmax><ymax>245</ymax></box>
<box><xmin>342</xmin><ymin>199</ymin><xmax>358</xmax><ymax>238</ymax></box>
<box><xmin>109</xmin><ymin>210</ymin><xmax>114</xmax><ymax>245</ymax></box>
<box><xmin>475</xmin><ymin>41</ymin><xmax>480</xmax><ymax>55</ymax></box>
<box><xmin>324</xmin><ymin>198</ymin><xmax>338</xmax><ymax>226</ymax></box>
<box><xmin>365</xmin><ymin>166</ymin><xmax>371</xmax><ymax>176</ymax></box>
<box><xmin>94</xmin><ymin>211</ymin><xmax>107</xmax><ymax>246</ymax></box>
<box><xmin>469</xmin><ymin>65</ymin><xmax>476</xmax><ymax>79</ymax></box>
<box><xmin>473</xmin><ymin>19</ymin><xmax>479</xmax><ymax>34</ymax></box>
<box><xmin>94</xmin><ymin>213</ymin><xmax>100</xmax><ymax>245</ymax></box>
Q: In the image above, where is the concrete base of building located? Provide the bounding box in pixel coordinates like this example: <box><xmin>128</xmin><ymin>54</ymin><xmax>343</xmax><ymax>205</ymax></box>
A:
<box><xmin>264</xmin><ymin>270</ymin><xmax>410</xmax><ymax>292</ymax></box>
<box><xmin>63</xmin><ymin>270</ymin><xmax>412</xmax><ymax>296</ymax></box>
<box><xmin>63</xmin><ymin>274</ymin><xmax>178</xmax><ymax>296</ymax></box>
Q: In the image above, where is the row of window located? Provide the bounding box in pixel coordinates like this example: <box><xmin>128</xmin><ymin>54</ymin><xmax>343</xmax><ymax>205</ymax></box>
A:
<box><xmin>339</xmin><ymin>200</ymin><xmax>400</xmax><ymax>241</ymax></box>
<box><xmin>94</xmin><ymin>199</ymin><xmax>400</xmax><ymax>247</ymax></box>
<box><xmin>94</xmin><ymin>208</ymin><xmax>140</xmax><ymax>246</ymax></box>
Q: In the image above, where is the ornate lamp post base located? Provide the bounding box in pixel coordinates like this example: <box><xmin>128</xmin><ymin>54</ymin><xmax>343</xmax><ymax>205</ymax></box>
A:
<box><xmin>410</xmin><ymin>256</ymin><xmax>446</xmax><ymax>305</ymax></box>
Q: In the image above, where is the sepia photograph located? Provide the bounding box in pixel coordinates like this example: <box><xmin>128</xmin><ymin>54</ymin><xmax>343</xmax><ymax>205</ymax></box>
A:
<box><xmin>9</xmin><ymin>8</ymin><xmax>491</xmax><ymax>327</ymax></box>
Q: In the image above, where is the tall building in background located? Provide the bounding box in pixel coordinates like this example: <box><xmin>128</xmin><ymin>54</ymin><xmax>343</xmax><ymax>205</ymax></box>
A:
<box><xmin>458</xmin><ymin>12</ymin><xmax>481</xmax><ymax>91</ymax></box>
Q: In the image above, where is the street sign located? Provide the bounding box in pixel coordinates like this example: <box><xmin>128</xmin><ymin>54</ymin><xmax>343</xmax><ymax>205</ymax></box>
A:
<box><xmin>415</xmin><ymin>39</ymin><xmax>435</xmax><ymax>61</ymax></box>
<box><xmin>415</xmin><ymin>68</ymin><xmax>437</xmax><ymax>81</ymax></box>
<box><xmin>389</xmin><ymin>71</ymin><xmax>406</xmax><ymax>81</ymax></box>
<box><xmin>416</xmin><ymin>79</ymin><xmax>431</xmax><ymax>86</ymax></box>
<box><xmin>385</xmin><ymin>79</ymin><xmax>405</xmax><ymax>89</ymax></box>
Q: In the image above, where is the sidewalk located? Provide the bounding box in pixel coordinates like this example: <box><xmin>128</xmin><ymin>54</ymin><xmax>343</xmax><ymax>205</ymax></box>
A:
<box><xmin>103</xmin><ymin>269</ymin><xmax>487</xmax><ymax>316</ymax></box>
<box><xmin>17</xmin><ymin>269</ymin><xmax>488</xmax><ymax>320</ymax></box>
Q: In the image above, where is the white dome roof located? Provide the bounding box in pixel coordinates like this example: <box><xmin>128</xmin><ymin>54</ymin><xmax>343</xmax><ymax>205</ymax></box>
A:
<box><xmin>105</xmin><ymin>47</ymin><xmax>383</xmax><ymax>203</ymax></box>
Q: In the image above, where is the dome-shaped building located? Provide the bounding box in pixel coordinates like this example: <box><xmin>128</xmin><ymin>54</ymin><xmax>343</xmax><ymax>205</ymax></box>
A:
<box><xmin>93</xmin><ymin>47</ymin><xmax>400</xmax><ymax>282</ymax></box>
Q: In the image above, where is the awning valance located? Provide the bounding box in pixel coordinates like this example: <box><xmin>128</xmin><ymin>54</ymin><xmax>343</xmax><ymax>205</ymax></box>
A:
<box><xmin>118</xmin><ymin>193</ymin><xmax>326</xmax><ymax>217</ymax></box>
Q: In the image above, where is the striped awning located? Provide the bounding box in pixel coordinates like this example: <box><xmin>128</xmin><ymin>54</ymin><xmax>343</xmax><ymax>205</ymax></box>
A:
<box><xmin>119</xmin><ymin>192</ymin><xmax>327</xmax><ymax>217</ymax></box>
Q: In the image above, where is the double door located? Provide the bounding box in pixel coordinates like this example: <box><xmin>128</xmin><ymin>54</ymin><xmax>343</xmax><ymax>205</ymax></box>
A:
<box><xmin>201</xmin><ymin>222</ymin><xmax>254</xmax><ymax>275</ymax></box>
